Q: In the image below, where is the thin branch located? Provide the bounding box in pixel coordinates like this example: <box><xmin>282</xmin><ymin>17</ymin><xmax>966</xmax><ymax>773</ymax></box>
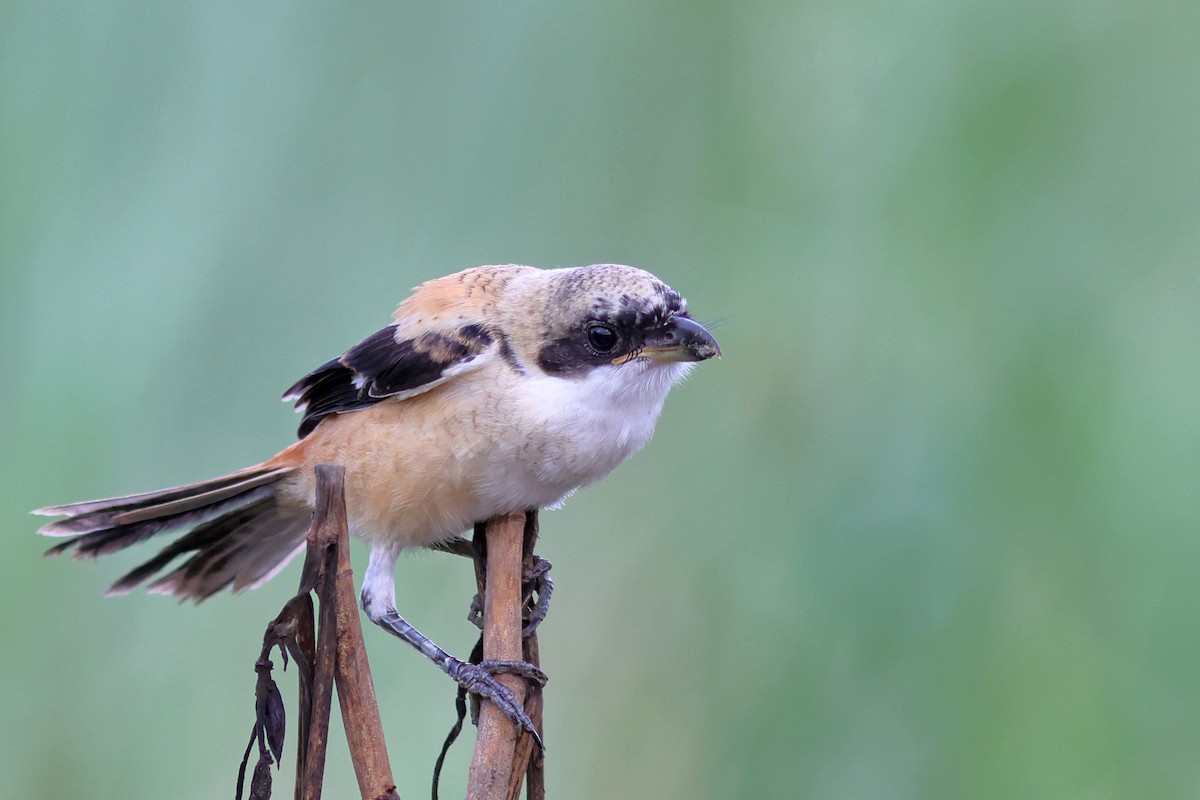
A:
<box><xmin>510</xmin><ymin>512</ymin><xmax>544</xmax><ymax>800</ymax></box>
<box><xmin>465</xmin><ymin>511</ymin><xmax>532</xmax><ymax>799</ymax></box>
<box><xmin>300</xmin><ymin>466</ymin><xmax>342</xmax><ymax>800</ymax></box>
<box><xmin>321</xmin><ymin>465</ymin><xmax>400</xmax><ymax>800</ymax></box>
<box><xmin>238</xmin><ymin>465</ymin><xmax>400</xmax><ymax>800</ymax></box>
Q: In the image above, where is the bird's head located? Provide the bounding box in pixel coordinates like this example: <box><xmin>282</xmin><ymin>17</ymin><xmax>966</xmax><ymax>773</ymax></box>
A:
<box><xmin>501</xmin><ymin>264</ymin><xmax>721</xmax><ymax>393</ymax></box>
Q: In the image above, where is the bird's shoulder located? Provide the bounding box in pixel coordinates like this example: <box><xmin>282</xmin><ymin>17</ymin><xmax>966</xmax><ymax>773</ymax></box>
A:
<box><xmin>393</xmin><ymin>264</ymin><xmax>536</xmax><ymax>330</ymax></box>
<box><xmin>282</xmin><ymin>266</ymin><xmax>537</xmax><ymax>438</ymax></box>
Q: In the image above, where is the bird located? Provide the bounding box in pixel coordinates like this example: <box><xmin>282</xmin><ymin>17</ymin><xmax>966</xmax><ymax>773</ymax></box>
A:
<box><xmin>34</xmin><ymin>263</ymin><xmax>721</xmax><ymax>739</ymax></box>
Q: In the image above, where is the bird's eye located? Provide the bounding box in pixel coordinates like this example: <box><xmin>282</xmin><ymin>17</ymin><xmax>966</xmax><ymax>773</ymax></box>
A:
<box><xmin>586</xmin><ymin>324</ymin><xmax>619</xmax><ymax>353</ymax></box>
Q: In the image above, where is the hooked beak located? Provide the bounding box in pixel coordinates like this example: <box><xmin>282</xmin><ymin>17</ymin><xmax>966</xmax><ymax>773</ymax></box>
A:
<box><xmin>617</xmin><ymin>316</ymin><xmax>721</xmax><ymax>365</ymax></box>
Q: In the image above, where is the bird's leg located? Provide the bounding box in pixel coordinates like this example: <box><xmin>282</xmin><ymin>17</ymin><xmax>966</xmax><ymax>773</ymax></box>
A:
<box><xmin>361</xmin><ymin>548</ymin><xmax>545</xmax><ymax>746</ymax></box>
<box><xmin>367</xmin><ymin>606</ymin><xmax>546</xmax><ymax>744</ymax></box>
<box><xmin>451</xmin><ymin>535</ymin><xmax>552</xmax><ymax>637</ymax></box>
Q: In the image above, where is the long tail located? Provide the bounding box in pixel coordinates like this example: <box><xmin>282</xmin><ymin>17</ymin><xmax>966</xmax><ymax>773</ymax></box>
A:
<box><xmin>35</xmin><ymin>465</ymin><xmax>310</xmax><ymax>601</ymax></box>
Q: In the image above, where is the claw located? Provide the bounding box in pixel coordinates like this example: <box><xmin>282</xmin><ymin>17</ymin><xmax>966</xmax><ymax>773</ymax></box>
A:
<box><xmin>468</xmin><ymin>556</ymin><xmax>553</xmax><ymax>636</ymax></box>
<box><xmin>481</xmin><ymin>658</ymin><xmax>548</xmax><ymax>687</ymax></box>
<box><xmin>447</xmin><ymin>658</ymin><xmax>545</xmax><ymax>749</ymax></box>
<box><xmin>521</xmin><ymin>556</ymin><xmax>553</xmax><ymax>637</ymax></box>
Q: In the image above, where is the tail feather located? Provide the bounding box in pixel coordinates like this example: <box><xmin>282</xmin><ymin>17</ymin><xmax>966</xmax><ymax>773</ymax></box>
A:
<box><xmin>34</xmin><ymin>467</ymin><xmax>292</xmax><ymax>537</ymax></box>
<box><xmin>106</xmin><ymin>468</ymin><xmax>292</xmax><ymax>526</ymax></box>
<box><xmin>36</xmin><ymin>465</ymin><xmax>309</xmax><ymax>601</ymax></box>
<box><xmin>106</xmin><ymin>501</ymin><xmax>270</xmax><ymax>595</ymax></box>
<box><xmin>42</xmin><ymin>482</ymin><xmax>279</xmax><ymax>560</ymax></box>
<box><xmin>150</xmin><ymin>509</ymin><xmax>307</xmax><ymax>599</ymax></box>
<box><xmin>33</xmin><ymin>466</ymin><xmax>286</xmax><ymax>520</ymax></box>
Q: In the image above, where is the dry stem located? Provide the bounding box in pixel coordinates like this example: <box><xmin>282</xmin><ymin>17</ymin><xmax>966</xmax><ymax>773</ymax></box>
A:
<box><xmin>465</xmin><ymin>511</ymin><xmax>535</xmax><ymax>799</ymax></box>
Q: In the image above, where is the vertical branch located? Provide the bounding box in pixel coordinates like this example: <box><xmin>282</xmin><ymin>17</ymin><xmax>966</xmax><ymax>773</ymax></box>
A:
<box><xmin>509</xmin><ymin>511</ymin><xmax>544</xmax><ymax>800</ymax></box>
<box><xmin>240</xmin><ymin>465</ymin><xmax>399</xmax><ymax>800</ymax></box>
<box><xmin>299</xmin><ymin>503</ymin><xmax>339</xmax><ymax>800</ymax></box>
<box><xmin>465</xmin><ymin>511</ymin><xmax>529</xmax><ymax>799</ymax></box>
<box><xmin>312</xmin><ymin>464</ymin><xmax>401</xmax><ymax>800</ymax></box>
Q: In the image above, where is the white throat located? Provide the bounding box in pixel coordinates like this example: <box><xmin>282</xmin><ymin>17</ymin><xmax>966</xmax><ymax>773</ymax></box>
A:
<box><xmin>483</xmin><ymin>361</ymin><xmax>693</xmax><ymax>511</ymax></box>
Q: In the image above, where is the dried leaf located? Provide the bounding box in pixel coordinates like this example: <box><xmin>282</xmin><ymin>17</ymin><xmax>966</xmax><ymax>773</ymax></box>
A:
<box><xmin>250</xmin><ymin>757</ymin><xmax>273</xmax><ymax>800</ymax></box>
<box><xmin>263</xmin><ymin>678</ymin><xmax>286</xmax><ymax>766</ymax></box>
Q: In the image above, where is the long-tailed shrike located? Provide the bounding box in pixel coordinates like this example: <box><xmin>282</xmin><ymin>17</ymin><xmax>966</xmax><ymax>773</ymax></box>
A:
<box><xmin>35</xmin><ymin>263</ymin><xmax>720</xmax><ymax>738</ymax></box>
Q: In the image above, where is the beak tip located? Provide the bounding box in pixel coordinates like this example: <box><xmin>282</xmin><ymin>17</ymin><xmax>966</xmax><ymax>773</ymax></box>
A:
<box><xmin>641</xmin><ymin>317</ymin><xmax>722</xmax><ymax>364</ymax></box>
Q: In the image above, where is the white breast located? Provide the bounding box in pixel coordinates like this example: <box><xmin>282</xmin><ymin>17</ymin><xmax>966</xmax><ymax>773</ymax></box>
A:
<box><xmin>475</xmin><ymin>361</ymin><xmax>693</xmax><ymax>511</ymax></box>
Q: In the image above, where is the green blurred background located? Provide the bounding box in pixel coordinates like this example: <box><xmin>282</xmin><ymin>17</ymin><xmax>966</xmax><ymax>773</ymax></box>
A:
<box><xmin>3</xmin><ymin>2</ymin><xmax>1198</xmax><ymax>798</ymax></box>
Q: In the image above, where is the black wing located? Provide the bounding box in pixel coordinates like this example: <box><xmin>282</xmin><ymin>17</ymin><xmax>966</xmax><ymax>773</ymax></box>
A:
<box><xmin>282</xmin><ymin>323</ymin><xmax>494</xmax><ymax>438</ymax></box>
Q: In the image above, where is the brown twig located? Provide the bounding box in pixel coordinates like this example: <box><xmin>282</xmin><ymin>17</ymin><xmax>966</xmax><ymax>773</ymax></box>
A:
<box><xmin>299</xmin><ymin>466</ymin><xmax>342</xmax><ymax>800</ymax></box>
<box><xmin>465</xmin><ymin>511</ymin><xmax>534</xmax><ymax>799</ymax></box>
<box><xmin>307</xmin><ymin>464</ymin><xmax>400</xmax><ymax>800</ymax></box>
<box><xmin>510</xmin><ymin>512</ymin><xmax>544</xmax><ymax>800</ymax></box>
<box><xmin>323</xmin><ymin>469</ymin><xmax>400</xmax><ymax>800</ymax></box>
<box><xmin>300</xmin><ymin>535</ymin><xmax>337</xmax><ymax>800</ymax></box>
<box><xmin>238</xmin><ymin>465</ymin><xmax>400</xmax><ymax>800</ymax></box>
